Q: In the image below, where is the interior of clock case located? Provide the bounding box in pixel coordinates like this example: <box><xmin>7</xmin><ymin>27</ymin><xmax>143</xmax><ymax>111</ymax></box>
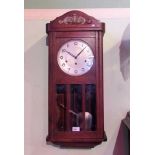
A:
<box><xmin>56</xmin><ymin>84</ymin><xmax>96</xmax><ymax>132</ymax></box>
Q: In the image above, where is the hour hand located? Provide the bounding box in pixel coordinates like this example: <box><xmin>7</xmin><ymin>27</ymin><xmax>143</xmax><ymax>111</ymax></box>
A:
<box><xmin>65</xmin><ymin>50</ymin><xmax>76</xmax><ymax>59</ymax></box>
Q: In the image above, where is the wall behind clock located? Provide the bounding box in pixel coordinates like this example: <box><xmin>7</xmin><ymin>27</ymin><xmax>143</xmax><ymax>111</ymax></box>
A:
<box><xmin>25</xmin><ymin>0</ymin><xmax>130</xmax><ymax>9</ymax></box>
<box><xmin>24</xmin><ymin>9</ymin><xmax>130</xmax><ymax>155</ymax></box>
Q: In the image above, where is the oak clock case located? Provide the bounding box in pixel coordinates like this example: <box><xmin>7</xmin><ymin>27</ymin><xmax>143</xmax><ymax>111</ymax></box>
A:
<box><xmin>46</xmin><ymin>10</ymin><xmax>107</xmax><ymax>148</ymax></box>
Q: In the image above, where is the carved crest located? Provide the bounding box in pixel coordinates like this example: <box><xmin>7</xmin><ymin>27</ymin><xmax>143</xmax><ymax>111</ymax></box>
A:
<box><xmin>46</xmin><ymin>10</ymin><xmax>104</xmax><ymax>32</ymax></box>
<box><xmin>58</xmin><ymin>13</ymin><xmax>92</xmax><ymax>25</ymax></box>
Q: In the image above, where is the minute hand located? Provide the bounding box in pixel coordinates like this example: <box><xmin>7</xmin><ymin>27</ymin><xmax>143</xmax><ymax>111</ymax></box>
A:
<box><xmin>75</xmin><ymin>47</ymin><xmax>86</xmax><ymax>59</ymax></box>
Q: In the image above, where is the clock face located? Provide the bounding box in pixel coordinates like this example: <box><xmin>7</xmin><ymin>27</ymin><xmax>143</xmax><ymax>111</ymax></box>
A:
<box><xmin>57</xmin><ymin>40</ymin><xmax>94</xmax><ymax>76</ymax></box>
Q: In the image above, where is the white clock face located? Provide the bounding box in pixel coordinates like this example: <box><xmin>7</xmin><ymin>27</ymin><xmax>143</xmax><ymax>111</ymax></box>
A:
<box><xmin>57</xmin><ymin>40</ymin><xmax>94</xmax><ymax>76</ymax></box>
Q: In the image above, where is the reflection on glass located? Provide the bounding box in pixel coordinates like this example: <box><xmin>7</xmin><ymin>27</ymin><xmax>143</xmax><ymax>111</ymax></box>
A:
<box><xmin>85</xmin><ymin>84</ymin><xmax>96</xmax><ymax>131</ymax></box>
<box><xmin>56</xmin><ymin>84</ymin><xmax>66</xmax><ymax>131</ymax></box>
<box><xmin>56</xmin><ymin>84</ymin><xmax>96</xmax><ymax>132</ymax></box>
<box><xmin>70</xmin><ymin>84</ymin><xmax>82</xmax><ymax>131</ymax></box>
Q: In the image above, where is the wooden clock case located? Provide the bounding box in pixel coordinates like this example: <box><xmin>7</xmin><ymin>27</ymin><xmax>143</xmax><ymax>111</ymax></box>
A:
<box><xmin>46</xmin><ymin>10</ymin><xmax>107</xmax><ymax>148</ymax></box>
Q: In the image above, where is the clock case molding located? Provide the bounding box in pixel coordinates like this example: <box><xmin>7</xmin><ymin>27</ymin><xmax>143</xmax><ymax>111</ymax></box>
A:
<box><xmin>46</xmin><ymin>10</ymin><xmax>107</xmax><ymax>148</ymax></box>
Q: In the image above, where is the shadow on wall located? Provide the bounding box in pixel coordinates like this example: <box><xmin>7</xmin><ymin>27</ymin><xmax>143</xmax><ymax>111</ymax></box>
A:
<box><xmin>24</xmin><ymin>36</ymin><xmax>48</xmax><ymax>150</ymax></box>
<box><xmin>24</xmin><ymin>36</ymin><xmax>48</xmax><ymax>87</ymax></box>
<box><xmin>103</xmin><ymin>24</ymin><xmax>130</xmax><ymax>155</ymax></box>
<box><xmin>113</xmin><ymin>24</ymin><xmax>130</xmax><ymax>155</ymax></box>
<box><xmin>119</xmin><ymin>24</ymin><xmax>130</xmax><ymax>81</ymax></box>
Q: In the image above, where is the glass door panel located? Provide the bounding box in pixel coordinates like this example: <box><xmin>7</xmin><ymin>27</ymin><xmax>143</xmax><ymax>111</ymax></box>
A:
<box><xmin>56</xmin><ymin>84</ymin><xmax>96</xmax><ymax>132</ymax></box>
<box><xmin>56</xmin><ymin>84</ymin><xmax>66</xmax><ymax>131</ymax></box>
<box><xmin>85</xmin><ymin>84</ymin><xmax>96</xmax><ymax>131</ymax></box>
<box><xmin>70</xmin><ymin>84</ymin><xmax>82</xmax><ymax>132</ymax></box>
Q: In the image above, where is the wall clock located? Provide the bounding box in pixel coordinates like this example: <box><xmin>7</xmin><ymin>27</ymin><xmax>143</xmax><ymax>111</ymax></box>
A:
<box><xmin>46</xmin><ymin>10</ymin><xmax>107</xmax><ymax>148</ymax></box>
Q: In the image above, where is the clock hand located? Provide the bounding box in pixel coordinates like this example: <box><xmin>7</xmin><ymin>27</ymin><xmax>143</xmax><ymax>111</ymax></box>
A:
<box><xmin>65</xmin><ymin>50</ymin><xmax>76</xmax><ymax>59</ymax></box>
<box><xmin>75</xmin><ymin>46</ymin><xmax>86</xmax><ymax>59</ymax></box>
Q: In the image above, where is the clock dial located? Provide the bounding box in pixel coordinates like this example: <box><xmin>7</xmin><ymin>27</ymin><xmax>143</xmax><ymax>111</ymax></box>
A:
<box><xmin>57</xmin><ymin>40</ymin><xmax>94</xmax><ymax>76</ymax></box>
